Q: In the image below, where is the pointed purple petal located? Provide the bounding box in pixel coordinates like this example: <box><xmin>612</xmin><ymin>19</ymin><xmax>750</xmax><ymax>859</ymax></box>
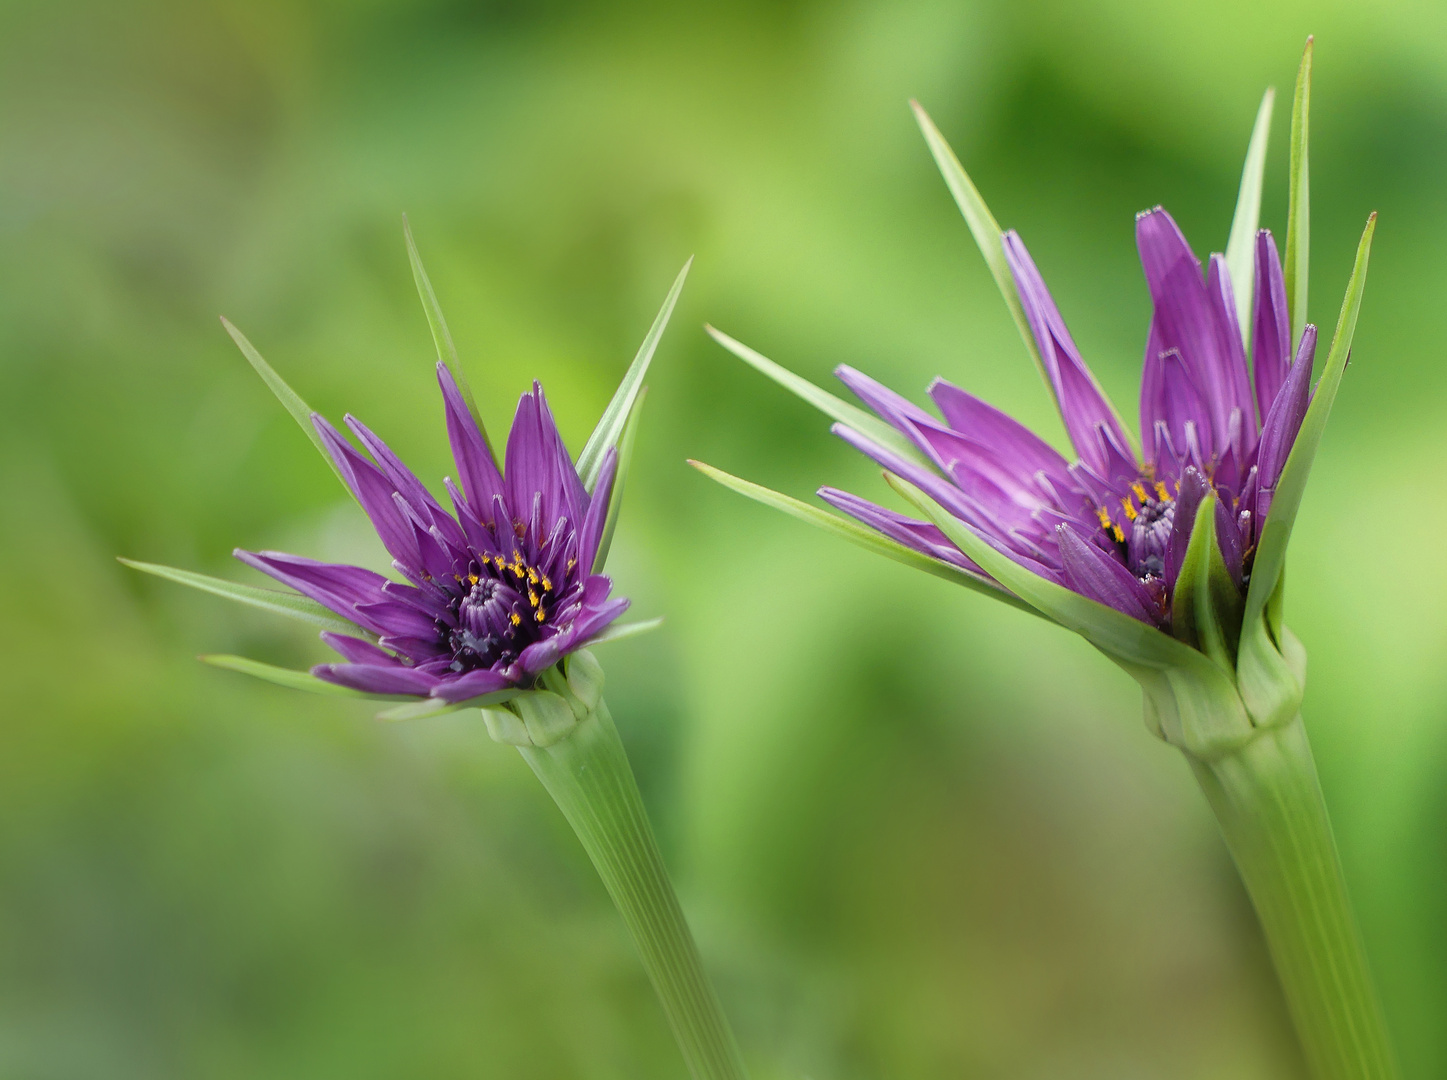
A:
<box><xmin>312</xmin><ymin>415</ymin><xmax>423</xmax><ymax>571</ymax></box>
<box><xmin>577</xmin><ymin>446</ymin><xmax>617</xmax><ymax>572</ymax></box>
<box><xmin>1056</xmin><ymin>524</ymin><xmax>1162</xmax><ymax>625</ymax></box>
<box><xmin>430</xmin><ymin>668</ymin><xmax>513</xmax><ymax>703</ymax></box>
<box><xmin>234</xmin><ymin>549</ymin><xmax>390</xmax><ymax>633</ymax></box>
<box><xmin>437</xmin><ymin>362</ymin><xmax>506</xmax><ymax>517</ymax></box>
<box><xmin>1252</xmin><ymin>230</ymin><xmax>1291</xmax><ymax>424</ymax></box>
<box><xmin>927</xmin><ymin>378</ymin><xmax>1075</xmax><ymax>488</ymax></box>
<box><xmin>1254</xmin><ymin>324</ymin><xmax>1317</xmax><ymax>527</ymax></box>
<box><xmin>1163</xmin><ymin>466</ymin><xmax>1208</xmax><ymax>593</ymax></box>
<box><xmin>503</xmin><ymin>383</ymin><xmax>587</xmax><ymax>537</ymax></box>
<box><xmin>312</xmin><ymin>662</ymin><xmax>439</xmax><ymax>696</ymax></box>
<box><xmin>1205</xmin><ymin>254</ymin><xmax>1258</xmax><ymax>452</ymax></box>
<box><xmin>320</xmin><ymin>632</ymin><xmax>396</xmax><ymax>665</ymax></box>
<box><xmin>1001</xmin><ymin>230</ymin><xmax>1132</xmax><ymax>474</ymax></box>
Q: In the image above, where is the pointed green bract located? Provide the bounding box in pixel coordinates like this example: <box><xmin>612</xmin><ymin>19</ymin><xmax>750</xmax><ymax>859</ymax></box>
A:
<box><xmin>375</xmin><ymin>692</ymin><xmax>518</xmax><ymax>722</ymax></box>
<box><xmin>705</xmin><ymin>326</ymin><xmax>930</xmax><ymax>468</ymax></box>
<box><xmin>1224</xmin><ymin>87</ymin><xmax>1276</xmax><ymax>348</ymax></box>
<box><xmin>911</xmin><ymin>100</ymin><xmax>1044</xmax><ymax>386</ymax></box>
<box><xmin>691</xmin><ymin>459</ymin><xmax>1037</xmax><ymax>614</ymax></box>
<box><xmin>576</xmin><ymin>259</ymin><xmax>691</xmax><ymax>493</ymax></box>
<box><xmin>1246</xmin><ymin>212</ymin><xmax>1375</xmax><ymax>626</ymax></box>
<box><xmin>591</xmin><ymin>387</ymin><xmax>647</xmax><ymax>572</ymax></box>
<box><xmin>1170</xmin><ymin>494</ymin><xmax>1243</xmax><ymax>670</ymax></box>
<box><xmin>222</xmin><ymin>317</ymin><xmax>347</xmax><ymax>489</ymax></box>
<box><xmin>586</xmin><ymin>617</ymin><xmax>666</xmax><ymax>647</ymax></box>
<box><xmin>1284</xmin><ymin>37</ymin><xmax>1313</xmax><ymax>348</ymax></box>
<box><xmin>200</xmin><ymin>654</ymin><xmax>393</xmax><ymax>698</ymax></box>
<box><xmin>403</xmin><ymin>214</ymin><xmax>495</xmax><ymax>457</ymax></box>
<box><xmin>119</xmin><ymin>558</ymin><xmax>361</xmax><ymax>636</ymax></box>
<box><xmin>911</xmin><ymin>100</ymin><xmax>1138</xmax><ymax>459</ymax></box>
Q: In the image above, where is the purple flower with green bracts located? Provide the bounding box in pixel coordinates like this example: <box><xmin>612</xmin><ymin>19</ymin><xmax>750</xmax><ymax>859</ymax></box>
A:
<box><xmin>818</xmin><ymin>210</ymin><xmax>1314</xmax><ymax>636</ymax></box>
<box><xmin>237</xmin><ymin>366</ymin><xmax>629</xmax><ymax>702</ymax></box>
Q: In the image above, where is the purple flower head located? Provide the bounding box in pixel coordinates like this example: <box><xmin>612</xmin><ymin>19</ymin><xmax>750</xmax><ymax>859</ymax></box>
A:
<box><xmin>238</xmin><ymin>364</ymin><xmax>628</xmax><ymax>703</ymax></box>
<box><xmin>825</xmin><ymin>210</ymin><xmax>1317</xmax><ymax>644</ymax></box>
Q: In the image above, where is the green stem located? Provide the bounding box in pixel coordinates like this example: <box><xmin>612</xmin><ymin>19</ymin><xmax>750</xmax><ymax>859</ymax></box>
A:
<box><xmin>1189</xmin><ymin>715</ymin><xmax>1397</xmax><ymax>1080</ymax></box>
<box><xmin>519</xmin><ymin>699</ymin><xmax>750</xmax><ymax>1080</ymax></box>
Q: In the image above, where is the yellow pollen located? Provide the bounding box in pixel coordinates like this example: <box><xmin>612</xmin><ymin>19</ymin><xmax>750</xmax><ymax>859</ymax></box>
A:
<box><xmin>1096</xmin><ymin>506</ymin><xmax>1112</xmax><ymax>529</ymax></box>
<box><xmin>1131</xmin><ymin>481</ymin><xmax>1148</xmax><ymax>502</ymax></box>
<box><xmin>1154</xmin><ymin>481</ymin><xmax>1170</xmax><ymax>502</ymax></box>
<box><xmin>1112</xmin><ymin>524</ymin><xmax>1125</xmax><ymax>543</ymax></box>
<box><xmin>528</xmin><ymin>589</ymin><xmax>539</xmax><ymax>606</ymax></box>
<box><xmin>527</xmin><ymin>568</ymin><xmax>539</xmax><ymax>585</ymax></box>
<box><xmin>566</xmin><ymin>557</ymin><xmax>576</xmax><ymax>571</ymax></box>
<box><xmin>541</xmin><ymin>576</ymin><xmax>552</xmax><ymax>591</ymax></box>
<box><xmin>1121</xmin><ymin>499</ymin><xmax>1138</xmax><ymax>521</ymax></box>
<box><xmin>467</xmin><ymin>573</ymin><xmax>479</xmax><ymax>585</ymax></box>
<box><xmin>509</xmin><ymin>612</ymin><xmax>521</xmax><ymax>627</ymax></box>
<box><xmin>535</xmin><ymin>608</ymin><xmax>546</xmax><ymax>623</ymax></box>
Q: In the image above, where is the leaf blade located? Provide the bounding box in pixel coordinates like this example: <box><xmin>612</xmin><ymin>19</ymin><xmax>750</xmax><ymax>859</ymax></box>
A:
<box><xmin>120</xmin><ymin>558</ymin><xmax>360</xmax><ymax>635</ymax></box>
<box><xmin>591</xmin><ymin>386</ymin><xmax>647</xmax><ymax>572</ymax></box>
<box><xmin>689</xmin><ymin>459</ymin><xmax>1037</xmax><ymax>614</ymax></box>
<box><xmin>1284</xmin><ymin>37</ymin><xmax>1313</xmax><ymax>349</ymax></box>
<box><xmin>403</xmin><ymin>214</ymin><xmax>496</xmax><ymax>456</ymax></box>
<box><xmin>221</xmin><ymin>317</ymin><xmax>346</xmax><ymax>488</ymax></box>
<box><xmin>1224</xmin><ymin>87</ymin><xmax>1276</xmax><ymax>348</ymax></box>
<box><xmin>1246</xmin><ymin>211</ymin><xmax>1376</xmax><ymax>625</ymax></box>
<box><xmin>586</xmin><ymin>617</ymin><xmax>666</xmax><ymax>647</ymax></box>
<box><xmin>199</xmin><ymin>654</ymin><xmax>397</xmax><ymax>699</ymax></box>
<box><xmin>705</xmin><ymin>326</ymin><xmax>930</xmax><ymax>467</ymax></box>
<box><xmin>576</xmin><ymin>258</ymin><xmax>691</xmax><ymax>491</ymax></box>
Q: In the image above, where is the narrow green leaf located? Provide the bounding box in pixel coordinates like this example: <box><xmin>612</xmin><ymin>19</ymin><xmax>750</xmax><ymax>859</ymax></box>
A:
<box><xmin>1284</xmin><ymin>37</ymin><xmax>1313</xmax><ymax>349</ymax></box>
<box><xmin>591</xmin><ymin>387</ymin><xmax>647</xmax><ymax>573</ymax></box>
<box><xmin>587</xmin><ymin>617</ymin><xmax>666</xmax><ymax>646</ymax></box>
<box><xmin>375</xmin><ymin>690</ymin><xmax>519</xmax><ymax>722</ymax></box>
<box><xmin>403</xmin><ymin>214</ymin><xmax>496</xmax><ymax>458</ymax></box>
<box><xmin>1246</xmin><ymin>211</ymin><xmax>1376</xmax><ymax>625</ymax></box>
<box><xmin>1224</xmin><ymin>87</ymin><xmax>1276</xmax><ymax>349</ymax></box>
<box><xmin>705</xmin><ymin>326</ymin><xmax>930</xmax><ymax>468</ymax></box>
<box><xmin>911</xmin><ymin>100</ymin><xmax>1138</xmax><ymax>459</ymax></box>
<box><xmin>911</xmin><ymin>100</ymin><xmax>1044</xmax><ymax>385</ymax></box>
<box><xmin>576</xmin><ymin>258</ymin><xmax>691</xmax><ymax>492</ymax></box>
<box><xmin>885</xmin><ymin>472</ymin><xmax>1215</xmax><ymax>671</ymax></box>
<box><xmin>200</xmin><ymin>654</ymin><xmax>398</xmax><ymax>699</ymax></box>
<box><xmin>119</xmin><ymin>558</ymin><xmax>360</xmax><ymax>636</ymax></box>
<box><xmin>690</xmin><ymin>459</ymin><xmax>1038</xmax><ymax>615</ymax></box>
<box><xmin>221</xmin><ymin>317</ymin><xmax>346</xmax><ymax>488</ymax></box>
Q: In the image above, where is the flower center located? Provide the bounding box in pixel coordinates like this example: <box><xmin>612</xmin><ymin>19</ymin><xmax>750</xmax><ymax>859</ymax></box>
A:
<box><xmin>1097</xmin><ymin>479</ymin><xmax>1176</xmax><ymax>581</ymax></box>
<box><xmin>445</xmin><ymin>551</ymin><xmax>558</xmax><ymax>673</ymax></box>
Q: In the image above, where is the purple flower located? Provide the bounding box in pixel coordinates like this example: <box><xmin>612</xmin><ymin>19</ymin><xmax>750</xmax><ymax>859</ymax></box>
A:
<box><xmin>818</xmin><ymin>210</ymin><xmax>1315</xmax><ymax>639</ymax></box>
<box><xmin>237</xmin><ymin>364</ymin><xmax>629</xmax><ymax>703</ymax></box>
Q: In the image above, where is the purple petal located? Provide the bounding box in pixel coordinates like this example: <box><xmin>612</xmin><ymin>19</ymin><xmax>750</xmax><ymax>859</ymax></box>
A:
<box><xmin>1163</xmin><ymin>466</ymin><xmax>1208</xmax><ymax>593</ymax></box>
<box><xmin>1205</xmin><ymin>254</ymin><xmax>1258</xmax><ymax>453</ymax></box>
<box><xmin>818</xmin><ymin>486</ymin><xmax>987</xmax><ymax>575</ymax></box>
<box><xmin>354</xmin><ymin>599</ymin><xmax>443</xmax><ymax>641</ymax></box>
<box><xmin>1001</xmin><ymin>230</ymin><xmax>1132</xmax><ymax>474</ymax></box>
<box><xmin>312</xmin><ymin>662</ymin><xmax>439</xmax><ymax>696</ymax></box>
<box><xmin>430</xmin><ymin>668</ymin><xmax>513</xmax><ymax>703</ymax></box>
<box><xmin>927</xmin><ymin>378</ymin><xmax>1075</xmax><ymax>488</ymax></box>
<box><xmin>1056</xmin><ymin>524</ymin><xmax>1162</xmax><ymax>625</ymax></box>
<box><xmin>313</xmin><ymin>415</ymin><xmax>423</xmax><ymax>571</ymax></box>
<box><xmin>1252</xmin><ymin>230</ymin><xmax>1291</xmax><ymax>424</ymax></box>
<box><xmin>1254</xmin><ymin>324</ymin><xmax>1317</xmax><ymax>527</ymax></box>
<box><xmin>438</xmin><ymin>363</ymin><xmax>506</xmax><ymax>518</ymax></box>
<box><xmin>503</xmin><ymin>383</ymin><xmax>588</xmax><ymax>538</ymax></box>
<box><xmin>320</xmin><ymin>632</ymin><xmax>396</xmax><ymax>665</ymax></box>
<box><xmin>577</xmin><ymin>446</ymin><xmax>617</xmax><ymax>573</ymax></box>
<box><xmin>234</xmin><ymin>549</ymin><xmax>390</xmax><ymax>633</ymax></box>
<box><xmin>1135</xmin><ymin>209</ymin><xmax>1252</xmax><ymax>460</ymax></box>
<box><xmin>1213</xmin><ymin>492</ymin><xmax>1244</xmax><ymax>589</ymax></box>
<box><xmin>835</xmin><ymin>364</ymin><xmax>937</xmax><ymax>435</ymax></box>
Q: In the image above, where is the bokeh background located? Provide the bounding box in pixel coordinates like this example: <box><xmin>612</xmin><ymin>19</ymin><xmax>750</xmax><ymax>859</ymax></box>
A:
<box><xmin>1</xmin><ymin>1</ymin><xmax>1445</xmax><ymax>1077</ymax></box>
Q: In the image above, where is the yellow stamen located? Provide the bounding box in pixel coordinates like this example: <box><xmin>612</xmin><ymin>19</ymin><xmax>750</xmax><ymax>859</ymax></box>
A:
<box><xmin>527</xmin><ymin>567</ymin><xmax>539</xmax><ymax>585</ymax></box>
<box><xmin>1112</xmin><ymin>524</ymin><xmax>1125</xmax><ymax>543</ymax></box>
<box><xmin>535</xmin><ymin>608</ymin><xmax>546</xmax><ymax>623</ymax></box>
<box><xmin>528</xmin><ymin>589</ymin><xmax>539</xmax><ymax>606</ymax></box>
<box><xmin>509</xmin><ymin>612</ymin><xmax>521</xmax><ymax>627</ymax></box>
<box><xmin>1131</xmin><ymin>481</ymin><xmax>1148</xmax><ymax>503</ymax></box>
<box><xmin>1121</xmin><ymin>499</ymin><xmax>1138</xmax><ymax>521</ymax></box>
<box><xmin>1096</xmin><ymin>506</ymin><xmax>1113</xmax><ymax>529</ymax></box>
<box><xmin>1154</xmin><ymin>481</ymin><xmax>1170</xmax><ymax>502</ymax></box>
<box><xmin>541</xmin><ymin>576</ymin><xmax>552</xmax><ymax>591</ymax></box>
<box><xmin>467</xmin><ymin>573</ymin><xmax>479</xmax><ymax>585</ymax></box>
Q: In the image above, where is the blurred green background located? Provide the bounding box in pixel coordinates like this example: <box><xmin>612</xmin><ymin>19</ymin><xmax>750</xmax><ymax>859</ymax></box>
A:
<box><xmin>1</xmin><ymin>1</ymin><xmax>1444</xmax><ymax>1077</ymax></box>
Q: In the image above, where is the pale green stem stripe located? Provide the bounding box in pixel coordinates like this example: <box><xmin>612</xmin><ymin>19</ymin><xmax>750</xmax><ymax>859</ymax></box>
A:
<box><xmin>520</xmin><ymin>701</ymin><xmax>749</xmax><ymax>1080</ymax></box>
<box><xmin>1190</xmin><ymin>716</ymin><xmax>1397</xmax><ymax>1080</ymax></box>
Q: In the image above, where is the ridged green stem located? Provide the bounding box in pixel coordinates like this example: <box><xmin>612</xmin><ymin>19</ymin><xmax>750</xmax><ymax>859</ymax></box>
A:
<box><xmin>519</xmin><ymin>699</ymin><xmax>749</xmax><ymax>1080</ymax></box>
<box><xmin>1189</xmin><ymin>715</ymin><xmax>1397</xmax><ymax>1080</ymax></box>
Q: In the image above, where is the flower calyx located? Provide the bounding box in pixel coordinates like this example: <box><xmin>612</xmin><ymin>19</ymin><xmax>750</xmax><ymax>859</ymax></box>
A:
<box><xmin>482</xmin><ymin>649</ymin><xmax>606</xmax><ymax>748</ymax></box>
